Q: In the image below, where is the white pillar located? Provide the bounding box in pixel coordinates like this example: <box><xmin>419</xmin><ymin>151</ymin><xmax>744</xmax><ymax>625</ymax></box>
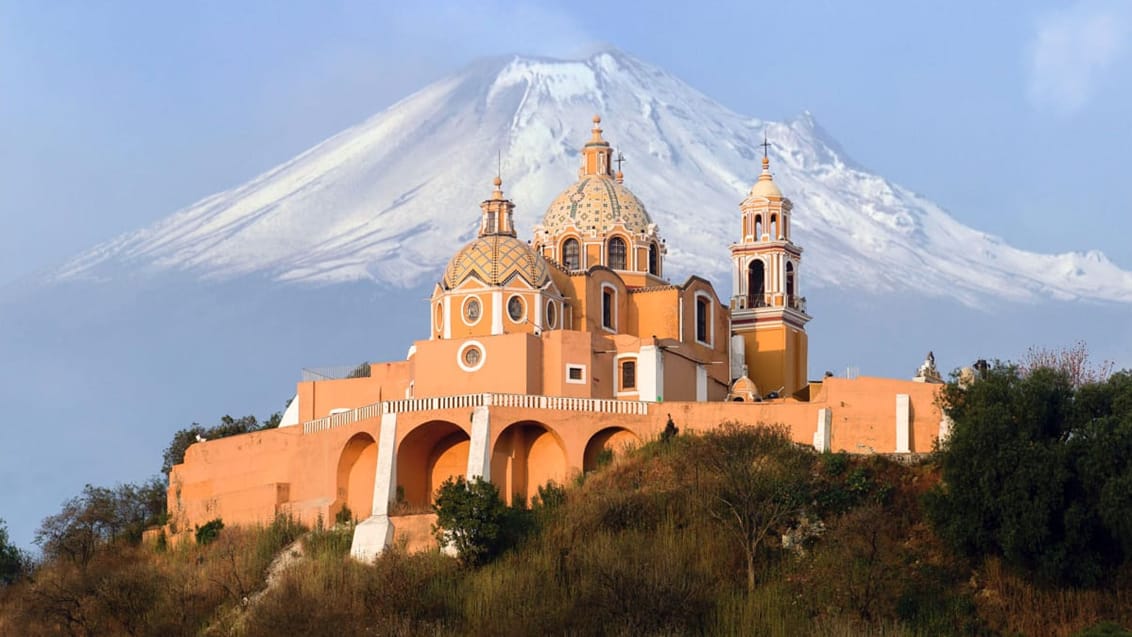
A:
<box><xmin>695</xmin><ymin>365</ymin><xmax>707</xmax><ymax>402</ymax></box>
<box><xmin>938</xmin><ymin>413</ymin><xmax>953</xmax><ymax>445</ymax></box>
<box><xmin>491</xmin><ymin>290</ymin><xmax>504</xmax><ymax>335</ymax></box>
<box><xmin>730</xmin><ymin>334</ymin><xmax>746</xmax><ymax>381</ymax></box>
<box><xmin>814</xmin><ymin>408</ymin><xmax>832</xmax><ymax>452</ymax></box>
<box><xmin>350</xmin><ymin>412</ymin><xmax>398</xmax><ymax>562</ymax></box>
<box><xmin>638</xmin><ymin>345</ymin><xmax>665</xmax><ymax>402</ymax></box>
<box><xmin>466</xmin><ymin>405</ymin><xmax>492</xmax><ymax>480</ymax></box>
<box><xmin>895</xmin><ymin>394</ymin><xmax>911</xmax><ymax>453</ymax></box>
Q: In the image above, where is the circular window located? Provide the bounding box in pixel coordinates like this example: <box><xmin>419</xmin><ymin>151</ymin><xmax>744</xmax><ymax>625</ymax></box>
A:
<box><xmin>462</xmin><ymin>296</ymin><xmax>482</xmax><ymax>325</ymax></box>
<box><xmin>464</xmin><ymin>347</ymin><xmax>480</xmax><ymax>366</ymax></box>
<box><xmin>546</xmin><ymin>301</ymin><xmax>557</xmax><ymax>329</ymax></box>
<box><xmin>507</xmin><ymin>295</ymin><xmax>525</xmax><ymax>322</ymax></box>
<box><xmin>456</xmin><ymin>340</ymin><xmax>486</xmax><ymax>372</ymax></box>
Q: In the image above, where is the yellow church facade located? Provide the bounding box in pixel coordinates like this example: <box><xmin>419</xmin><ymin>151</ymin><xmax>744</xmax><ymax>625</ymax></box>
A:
<box><xmin>167</xmin><ymin>117</ymin><xmax>946</xmax><ymax>557</ymax></box>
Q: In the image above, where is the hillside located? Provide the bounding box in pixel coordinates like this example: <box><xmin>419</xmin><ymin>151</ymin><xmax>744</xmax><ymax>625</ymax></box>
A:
<box><xmin>4</xmin><ymin>421</ymin><xmax>1131</xmax><ymax>636</ymax></box>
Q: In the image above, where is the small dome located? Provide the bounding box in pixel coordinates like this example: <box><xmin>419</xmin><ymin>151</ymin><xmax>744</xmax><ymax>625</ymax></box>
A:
<box><xmin>543</xmin><ymin>177</ymin><xmax>653</xmax><ymax>237</ymax></box>
<box><xmin>748</xmin><ymin>156</ymin><xmax>782</xmax><ymax>199</ymax></box>
<box><xmin>443</xmin><ymin>235</ymin><xmax>550</xmax><ymax>289</ymax></box>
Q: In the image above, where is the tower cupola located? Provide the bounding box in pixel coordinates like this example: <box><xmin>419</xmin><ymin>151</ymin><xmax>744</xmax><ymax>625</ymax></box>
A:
<box><xmin>478</xmin><ymin>175</ymin><xmax>517</xmax><ymax>237</ymax></box>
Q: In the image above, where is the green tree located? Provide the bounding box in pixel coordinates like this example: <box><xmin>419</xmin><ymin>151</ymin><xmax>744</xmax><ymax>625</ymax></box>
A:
<box><xmin>35</xmin><ymin>479</ymin><xmax>168</xmax><ymax>567</ymax></box>
<box><xmin>694</xmin><ymin>422</ymin><xmax>814</xmax><ymax>592</ymax></box>
<box><xmin>0</xmin><ymin>517</ymin><xmax>25</xmax><ymax>585</ymax></box>
<box><xmin>162</xmin><ymin>412</ymin><xmax>280</xmax><ymax>475</ymax></box>
<box><xmin>432</xmin><ymin>476</ymin><xmax>521</xmax><ymax>567</ymax></box>
<box><xmin>926</xmin><ymin>363</ymin><xmax>1132</xmax><ymax>585</ymax></box>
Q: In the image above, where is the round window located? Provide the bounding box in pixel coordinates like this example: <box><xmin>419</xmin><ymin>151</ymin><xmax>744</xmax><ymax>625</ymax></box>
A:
<box><xmin>464</xmin><ymin>297</ymin><xmax>481</xmax><ymax>323</ymax></box>
<box><xmin>507</xmin><ymin>295</ymin><xmax>524</xmax><ymax>322</ymax></box>
<box><xmin>546</xmin><ymin>301</ymin><xmax>557</xmax><ymax>329</ymax></box>
<box><xmin>463</xmin><ymin>346</ymin><xmax>481</xmax><ymax>366</ymax></box>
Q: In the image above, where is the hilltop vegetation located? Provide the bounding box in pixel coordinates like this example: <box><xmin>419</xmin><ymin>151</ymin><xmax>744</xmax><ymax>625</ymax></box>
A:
<box><xmin>3</xmin><ymin>353</ymin><xmax>1132</xmax><ymax>635</ymax></box>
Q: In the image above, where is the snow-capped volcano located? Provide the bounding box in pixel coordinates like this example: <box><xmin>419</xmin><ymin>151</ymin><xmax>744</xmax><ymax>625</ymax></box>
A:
<box><xmin>54</xmin><ymin>49</ymin><xmax>1132</xmax><ymax>305</ymax></box>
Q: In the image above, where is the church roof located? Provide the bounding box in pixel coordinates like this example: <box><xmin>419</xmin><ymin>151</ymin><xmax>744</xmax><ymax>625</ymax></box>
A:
<box><xmin>543</xmin><ymin>176</ymin><xmax>653</xmax><ymax>236</ymax></box>
<box><xmin>443</xmin><ymin>234</ymin><xmax>550</xmax><ymax>289</ymax></box>
<box><xmin>541</xmin><ymin>115</ymin><xmax>654</xmax><ymax>237</ymax></box>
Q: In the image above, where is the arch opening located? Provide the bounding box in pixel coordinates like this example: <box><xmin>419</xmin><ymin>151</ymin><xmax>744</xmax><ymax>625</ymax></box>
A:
<box><xmin>583</xmin><ymin>427</ymin><xmax>640</xmax><ymax>472</ymax></box>
<box><xmin>336</xmin><ymin>433</ymin><xmax>378</xmax><ymax>522</ymax></box>
<box><xmin>786</xmin><ymin>261</ymin><xmax>796</xmax><ymax>305</ymax></box>
<box><xmin>492</xmin><ymin>421</ymin><xmax>567</xmax><ymax>506</ymax></box>
<box><xmin>648</xmin><ymin>242</ymin><xmax>659</xmax><ymax>275</ymax></box>
<box><xmin>747</xmin><ymin>260</ymin><xmax>766</xmax><ymax>308</ymax></box>
<box><xmin>396</xmin><ymin>421</ymin><xmax>470</xmax><ymax>510</ymax></box>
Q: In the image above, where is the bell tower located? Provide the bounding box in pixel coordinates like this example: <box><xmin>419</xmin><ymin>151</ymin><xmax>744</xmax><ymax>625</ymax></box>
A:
<box><xmin>729</xmin><ymin>146</ymin><xmax>810</xmax><ymax>397</ymax></box>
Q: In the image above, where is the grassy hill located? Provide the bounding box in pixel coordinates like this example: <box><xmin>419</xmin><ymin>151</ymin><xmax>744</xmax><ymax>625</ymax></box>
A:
<box><xmin>2</xmin><ymin>420</ymin><xmax>1131</xmax><ymax>636</ymax></box>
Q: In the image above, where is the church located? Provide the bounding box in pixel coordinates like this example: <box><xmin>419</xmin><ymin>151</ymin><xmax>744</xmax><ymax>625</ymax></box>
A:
<box><xmin>167</xmin><ymin>116</ymin><xmax>946</xmax><ymax>558</ymax></box>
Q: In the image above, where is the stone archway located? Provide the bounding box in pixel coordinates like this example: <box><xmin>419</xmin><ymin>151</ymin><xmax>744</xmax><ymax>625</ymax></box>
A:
<box><xmin>583</xmin><ymin>427</ymin><xmax>641</xmax><ymax>472</ymax></box>
<box><xmin>491</xmin><ymin>421</ymin><xmax>567</xmax><ymax>506</ymax></box>
<box><xmin>396</xmin><ymin>420</ymin><xmax>470</xmax><ymax>510</ymax></box>
<box><xmin>336</xmin><ymin>432</ymin><xmax>377</xmax><ymax>522</ymax></box>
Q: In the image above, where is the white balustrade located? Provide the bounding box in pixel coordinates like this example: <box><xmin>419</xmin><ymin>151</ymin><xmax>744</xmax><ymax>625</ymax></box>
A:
<box><xmin>301</xmin><ymin>392</ymin><xmax>649</xmax><ymax>434</ymax></box>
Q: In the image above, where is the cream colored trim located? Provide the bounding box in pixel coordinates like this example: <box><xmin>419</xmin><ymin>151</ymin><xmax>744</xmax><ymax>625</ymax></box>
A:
<box><xmin>565</xmin><ymin>364</ymin><xmax>587</xmax><ymax>384</ymax></box>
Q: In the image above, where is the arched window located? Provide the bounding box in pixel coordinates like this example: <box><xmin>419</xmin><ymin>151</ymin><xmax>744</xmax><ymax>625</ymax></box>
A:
<box><xmin>770</xmin><ymin>214</ymin><xmax>778</xmax><ymax>239</ymax></box>
<box><xmin>608</xmin><ymin>237</ymin><xmax>627</xmax><ymax>270</ymax></box>
<box><xmin>484</xmin><ymin>211</ymin><xmax>496</xmax><ymax>234</ymax></box>
<box><xmin>562</xmin><ymin>238</ymin><xmax>580</xmax><ymax>270</ymax></box>
<box><xmin>648</xmin><ymin>243</ymin><xmax>659</xmax><ymax>275</ymax></box>
<box><xmin>754</xmin><ymin>215</ymin><xmax>763</xmax><ymax>239</ymax></box>
<box><xmin>748</xmin><ymin>260</ymin><xmax>765</xmax><ymax>307</ymax></box>
<box><xmin>786</xmin><ymin>262</ymin><xmax>796</xmax><ymax>305</ymax></box>
<box><xmin>695</xmin><ymin>295</ymin><xmax>711</xmax><ymax>344</ymax></box>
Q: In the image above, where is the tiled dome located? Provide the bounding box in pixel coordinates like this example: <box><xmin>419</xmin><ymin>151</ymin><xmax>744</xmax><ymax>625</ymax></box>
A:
<box><xmin>542</xmin><ymin>176</ymin><xmax>653</xmax><ymax>237</ymax></box>
<box><xmin>443</xmin><ymin>235</ymin><xmax>550</xmax><ymax>289</ymax></box>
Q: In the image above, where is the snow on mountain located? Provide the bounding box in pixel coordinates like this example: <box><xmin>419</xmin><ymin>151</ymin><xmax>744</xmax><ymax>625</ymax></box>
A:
<box><xmin>53</xmin><ymin>49</ymin><xmax>1132</xmax><ymax>305</ymax></box>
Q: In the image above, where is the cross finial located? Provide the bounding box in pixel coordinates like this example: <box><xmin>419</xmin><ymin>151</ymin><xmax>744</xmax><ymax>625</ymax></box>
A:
<box><xmin>760</xmin><ymin>133</ymin><xmax>771</xmax><ymax>159</ymax></box>
<box><xmin>615</xmin><ymin>150</ymin><xmax>626</xmax><ymax>172</ymax></box>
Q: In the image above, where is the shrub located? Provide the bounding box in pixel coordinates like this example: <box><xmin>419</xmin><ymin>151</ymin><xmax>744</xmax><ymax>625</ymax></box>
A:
<box><xmin>194</xmin><ymin>518</ymin><xmax>224</xmax><ymax>545</ymax></box>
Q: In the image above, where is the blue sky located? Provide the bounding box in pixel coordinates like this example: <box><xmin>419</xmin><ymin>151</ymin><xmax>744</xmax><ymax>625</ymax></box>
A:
<box><xmin>1</xmin><ymin>2</ymin><xmax>1131</xmax><ymax>547</ymax></box>
<box><xmin>2</xmin><ymin>1</ymin><xmax>1131</xmax><ymax>285</ymax></box>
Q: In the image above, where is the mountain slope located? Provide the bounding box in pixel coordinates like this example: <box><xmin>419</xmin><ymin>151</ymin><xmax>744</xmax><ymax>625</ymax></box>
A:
<box><xmin>53</xmin><ymin>50</ymin><xmax>1132</xmax><ymax>305</ymax></box>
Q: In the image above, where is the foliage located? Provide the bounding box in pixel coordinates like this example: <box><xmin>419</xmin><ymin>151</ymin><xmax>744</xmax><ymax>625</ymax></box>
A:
<box><xmin>432</xmin><ymin>476</ymin><xmax>527</xmax><ymax>567</ymax></box>
<box><xmin>194</xmin><ymin>518</ymin><xmax>224</xmax><ymax>545</ymax></box>
<box><xmin>334</xmin><ymin>504</ymin><xmax>353</xmax><ymax>526</ymax></box>
<box><xmin>1020</xmin><ymin>340</ymin><xmax>1114</xmax><ymax>388</ymax></box>
<box><xmin>693</xmin><ymin>422</ymin><xmax>814</xmax><ymax>592</ymax></box>
<box><xmin>926</xmin><ymin>362</ymin><xmax>1132</xmax><ymax>586</ymax></box>
<box><xmin>34</xmin><ymin>478</ymin><xmax>167</xmax><ymax>567</ymax></box>
<box><xmin>162</xmin><ymin>412</ymin><xmax>282</xmax><ymax>476</ymax></box>
<box><xmin>0</xmin><ymin>518</ymin><xmax>26</xmax><ymax>586</ymax></box>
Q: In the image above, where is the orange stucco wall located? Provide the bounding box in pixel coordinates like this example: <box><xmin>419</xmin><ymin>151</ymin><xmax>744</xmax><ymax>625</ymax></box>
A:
<box><xmin>167</xmin><ymin>376</ymin><xmax>943</xmax><ymax>542</ymax></box>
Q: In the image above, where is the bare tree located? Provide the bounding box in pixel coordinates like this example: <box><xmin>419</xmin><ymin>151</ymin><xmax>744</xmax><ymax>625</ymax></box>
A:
<box><xmin>1020</xmin><ymin>340</ymin><xmax>1113</xmax><ymax>388</ymax></box>
<box><xmin>695</xmin><ymin>422</ymin><xmax>813</xmax><ymax>592</ymax></box>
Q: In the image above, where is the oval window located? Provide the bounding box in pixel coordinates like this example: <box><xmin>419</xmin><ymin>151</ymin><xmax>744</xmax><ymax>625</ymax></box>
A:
<box><xmin>464</xmin><ymin>297</ymin><xmax>481</xmax><ymax>323</ymax></box>
<box><xmin>546</xmin><ymin>301</ymin><xmax>557</xmax><ymax>329</ymax></box>
<box><xmin>507</xmin><ymin>295</ymin><xmax>524</xmax><ymax>322</ymax></box>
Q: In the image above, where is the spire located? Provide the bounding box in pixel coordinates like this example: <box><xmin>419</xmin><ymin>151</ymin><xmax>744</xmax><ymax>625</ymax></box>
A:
<box><xmin>479</xmin><ymin>175</ymin><xmax>516</xmax><ymax>237</ymax></box>
<box><xmin>579</xmin><ymin>114</ymin><xmax>615</xmax><ymax>178</ymax></box>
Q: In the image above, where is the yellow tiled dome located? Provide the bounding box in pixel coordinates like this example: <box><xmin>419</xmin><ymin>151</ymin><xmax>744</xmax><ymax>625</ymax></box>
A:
<box><xmin>443</xmin><ymin>235</ymin><xmax>550</xmax><ymax>289</ymax></box>
<box><xmin>542</xmin><ymin>176</ymin><xmax>653</xmax><ymax>237</ymax></box>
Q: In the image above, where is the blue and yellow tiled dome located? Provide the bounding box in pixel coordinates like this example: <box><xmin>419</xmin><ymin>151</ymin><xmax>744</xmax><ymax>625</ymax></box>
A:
<box><xmin>442</xmin><ymin>176</ymin><xmax>550</xmax><ymax>289</ymax></box>
<box><xmin>443</xmin><ymin>234</ymin><xmax>550</xmax><ymax>289</ymax></box>
<box><xmin>543</xmin><ymin>176</ymin><xmax>653</xmax><ymax>237</ymax></box>
<box><xmin>541</xmin><ymin>115</ymin><xmax>653</xmax><ymax>237</ymax></box>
